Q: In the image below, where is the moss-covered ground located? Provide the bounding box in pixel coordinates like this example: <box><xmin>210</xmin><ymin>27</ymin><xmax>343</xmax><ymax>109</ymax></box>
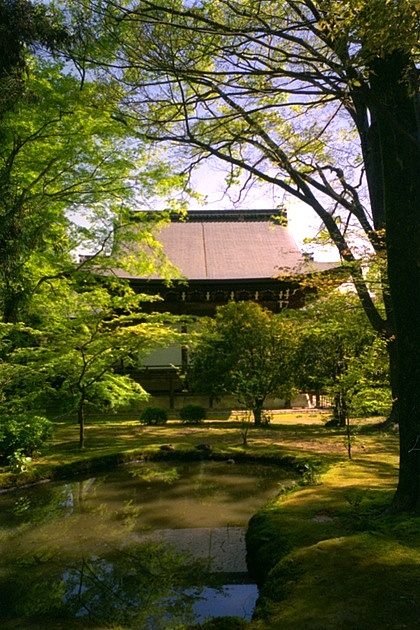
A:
<box><xmin>1</xmin><ymin>410</ymin><xmax>419</xmax><ymax>629</ymax></box>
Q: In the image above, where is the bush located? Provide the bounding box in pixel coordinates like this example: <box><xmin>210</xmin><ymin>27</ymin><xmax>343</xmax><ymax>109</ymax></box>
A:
<box><xmin>7</xmin><ymin>449</ymin><xmax>32</xmax><ymax>473</ymax></box>
<box><xmin>139</xmin><ymin>406</ymin><xmax>168</xmax><ymax>425</ymax></box>
<box><xmin>0</xmin><ymin>414</ymin><xmax>53</xmax><ymax>461</ymax></box>
<box><xmin>179</xmin><ymin>404</ymin><xmax>207</xmax><ymax>424</ymax></box>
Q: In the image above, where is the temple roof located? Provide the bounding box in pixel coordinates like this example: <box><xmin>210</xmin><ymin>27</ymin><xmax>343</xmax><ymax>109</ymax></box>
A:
<box><xmin>119</xmin><ymin>210</ymin><xmax>338</xmax><ymax>281</ymax></box>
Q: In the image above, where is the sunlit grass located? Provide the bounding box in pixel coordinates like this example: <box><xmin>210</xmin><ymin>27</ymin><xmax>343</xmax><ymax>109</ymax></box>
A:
<box><xmin>0</xmin><ymin>411</ymin><xmax>395</xmax><ymax>491</ymax></box>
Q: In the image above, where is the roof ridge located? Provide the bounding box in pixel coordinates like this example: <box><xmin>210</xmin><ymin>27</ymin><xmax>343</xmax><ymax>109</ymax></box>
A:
<box><xmin>170</xmin><ymin>209</ymin><xmax>287</xmax><ymax>223</ymax></box>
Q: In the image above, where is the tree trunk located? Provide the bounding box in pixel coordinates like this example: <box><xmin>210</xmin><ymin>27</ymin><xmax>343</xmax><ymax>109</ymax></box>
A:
<box><xmin>370</xmin><ymin>52</ymin><xmax>420</xmax><ymax>512</ymax></box>
<box><xmin>385</xmin><ymin>336</ymin><xmax>400</xmax><ymax>426</ymax></box>
<box><xmin>78</xmin><ymin>396</ymin><xmax>86</xmax><ymax>450</ymax></box>
<box><xmin>332</xmin><ymin>390</ymin><xmax>347</xmax><ymax>428</ymax></box>
<box><xmin>252</xmin><ymin>398</ymin><xmax>264</xmax><ymax>426</ymax></box>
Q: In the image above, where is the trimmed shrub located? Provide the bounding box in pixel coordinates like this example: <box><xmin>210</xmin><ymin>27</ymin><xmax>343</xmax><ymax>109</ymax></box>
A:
<box><xmin>179</xmin><ymin>404</ymin><xmax>207</xmax><ymax>424</ymax></box>
<box><xmin>0</xmin><ymin>414</ymin><xmax>53</xmax><ymax>461</ymax></box>
<box><xmin>139</xmin><ymin>406</ymin><xmax>168</xmax><ymax>426</ymax></box>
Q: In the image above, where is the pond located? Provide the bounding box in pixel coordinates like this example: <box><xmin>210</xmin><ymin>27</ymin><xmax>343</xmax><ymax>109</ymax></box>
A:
<box><xmin>0</xmin><ymin>459</ymin><xmax>296</xmax><ymax>628</ymax></box>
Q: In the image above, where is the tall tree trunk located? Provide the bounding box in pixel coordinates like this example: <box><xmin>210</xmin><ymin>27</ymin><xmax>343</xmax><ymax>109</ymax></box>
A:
<box><xmin>385</xmin><ymin>336</ymin><xmax>399</xmax><ymax>426</ymax></box>
<box><xmin>370</xmin><ymin>52</ymin><xmax>420</xmax><ymax>512</ymax></box>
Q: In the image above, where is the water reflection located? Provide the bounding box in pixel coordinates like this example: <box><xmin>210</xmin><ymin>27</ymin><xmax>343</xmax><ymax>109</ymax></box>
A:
<box><xmin>0</xmin><ymin>460</ymin><xmax>294</xmax><ymax>627</ymax></box>
<box><xmin>1</xmin><ymin>541</ymin><xmax>206</xmax><ymax>628</ymax></box>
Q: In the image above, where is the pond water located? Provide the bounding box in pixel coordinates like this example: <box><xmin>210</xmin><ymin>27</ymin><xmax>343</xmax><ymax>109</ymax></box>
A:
<box><xmin>0</xmin><ymin>460</ymin><xmax>296</xmax><ymax>628</ymax></box>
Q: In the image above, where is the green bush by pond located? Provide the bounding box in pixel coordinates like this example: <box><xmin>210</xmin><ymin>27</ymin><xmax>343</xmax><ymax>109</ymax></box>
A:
<box><xmin>0</xmin><ymin>413</ymin><xmax>52</xmax><ymax>463</ymax></box>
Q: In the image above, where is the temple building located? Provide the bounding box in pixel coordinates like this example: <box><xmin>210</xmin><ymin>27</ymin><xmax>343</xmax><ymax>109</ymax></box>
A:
<box><xmin>115</xmin><ymin>209</ymin><xmax>338</xmax><ymax>315</ymax></box>
<box><xmin>114</xmin><ymin>209</ymin><xmax>342</xmax><ymax>407</ymax></box>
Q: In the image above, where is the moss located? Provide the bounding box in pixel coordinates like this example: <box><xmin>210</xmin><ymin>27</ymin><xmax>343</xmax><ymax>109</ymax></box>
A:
<box><xmin>252</xmin><ymin>531</ymin><xmax>420</xmax><ymax>629</ymax></box>
<box><xmin>243</xmin><ymin>433</ymin><xmax>419</xmax><ymax>630</ymax></box>
<box><xmin>246</xmin><ymin>506</ymin><xmax>293</xmax><ymax>587</ymax></box>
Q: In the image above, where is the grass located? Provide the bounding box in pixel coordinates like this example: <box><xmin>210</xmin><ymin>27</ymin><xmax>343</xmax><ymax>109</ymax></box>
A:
<box><xmin>1</xmin><ymin>410</ymin><xmax>418</xmax><ymax>630</ymax></box>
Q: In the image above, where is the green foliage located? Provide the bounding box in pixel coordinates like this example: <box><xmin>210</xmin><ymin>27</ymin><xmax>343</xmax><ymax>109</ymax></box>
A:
<box><xmin>0</xmin><ymin>285</ymin><xmax>184</xmax><ymax>449</ymax></box>
<box><xmin>332</xmin><ymin>335</ymin><xmax>392</xmax><ymax>420</ymax></box>
<box><xmin>0</xmin><ymin>413</ymin><xmax>52</xmax><ymax>461</ymax></box>
<box><xmin>0</xmin><ymin>17</ymin><xmax>191</xmax><ymax>324</ymax></box>
<box><xmin>350</xmin><ymin>387</ymin><xmax>392</xmax><ymax>417</ymax></box>
<box><xmin>0</xmin><ymin>0</ymin><xmax>68</xmax><ymax>117</ymax></box>
<box><xmin>179</xmin><ymin>404</ymin><xmax>207</xmax><ymax>424</ymax></box>
<box><xmin>299</xmin><ymin>461</ymin><xmax>323</xmax><ymax>487</ymax></box>
<box><xmin>290</xmin><ymin>293</ymin><xmax>390</xmax><ymax>425</ymax></box>
<box><xmin>139</xmin><ymin>406</ymin><xmax>168</xmax><ymax>426</ymax></box>
<box><xmin>86</xmin><ymin>373</ymin><xmax>148</xmax><ymax>413</ymax></box>
<box><xmin>293</xmin><ymin>293</ymin><xmax>375</xmax><ymax>389</ymax></box>
<box><xmin>35</xmin><ymin>284</ymin><xmax>184</xmax><ymax>447</ymax></box>
<box><xmin>189</xmin><ymin>302</ymin><xmax>297</xmax><ymax>425</ymax></box>
<box><xmin>7</xmin><ymin>449</ymin><xmax>32</xmax><ymax>473</ymax></box>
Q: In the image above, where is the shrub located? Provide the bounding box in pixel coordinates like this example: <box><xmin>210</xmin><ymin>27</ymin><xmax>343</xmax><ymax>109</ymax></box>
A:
<box><xmin>350</xmin><ymin>387</ymin><xmax>392</xmax><ymax>417</ymax></box>
<box><xmin>0</xmin><ymin>414</ymin><xmax>53</xmax><ymax>461</ymax></box>
<box><xmin>179</xmin><ymin>404</ymin><xmax>207</xmax><ymax>424</ymax></box>
<box><xmin>139</xmin><ymin>406</ymin><xmax>168</xmax><ymax>425</ymax></box>
<box><xmin>7</xmin><ymin>449</ymin><xmax>32</xmax><ymax>473</ymax></box>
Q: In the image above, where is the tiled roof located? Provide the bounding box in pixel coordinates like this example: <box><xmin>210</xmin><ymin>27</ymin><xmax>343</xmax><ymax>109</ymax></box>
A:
<box><xmin>117</xmin><ymin>210</ymin><xmax>339</xmax><ymax>280</ymax></box>
<box><xmin>157</xmin><ymin>219</ymin><xmax>303</xmax><ymax>279</ymax></box>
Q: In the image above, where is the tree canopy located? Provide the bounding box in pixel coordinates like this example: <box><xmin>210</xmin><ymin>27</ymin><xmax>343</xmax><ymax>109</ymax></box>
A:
<box><xmin>189</xmin><ymin>302</ymin><xmax>297</xmax><ymax>424</ymax></box>
<box><xmin>291</xmin><ymin>292</ymin><xmax>390</xmax><ymax>425</ymax></box>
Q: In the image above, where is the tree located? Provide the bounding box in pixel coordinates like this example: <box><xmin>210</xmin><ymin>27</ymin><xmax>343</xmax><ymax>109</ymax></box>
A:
<box><xmin>189</xmin><ymin>302</ymin><xmax>296</xmax><ymax>425</ymax></box>
<box><xmin>0</xmin><ymin>50</ymin><xmax>189</xmax><ymax>324</ymax></box>
<box><xmin>292</xmin><ymin>292</ymin><xmax>379</xmax><ymax>426</ymax></box>
<box><xmin>0</xmin><ymin>0</ymin><xmax>192</xmax><ymax>324</ymax></box>
<box><xmin>76</xmin><ymin>0</ymin><xmax>419</xmax><ymax>511</ymax></box>
<box><xmin>0</xmin><ymin>321</ymin><xmax>54</xmax><ymax>464</ymax></box>
<box><xmin>0</xmin><ymin>0</ymin><xmax>68</xmax><ymax>119</ymax></box>
<box><xmin>331</xmin><ymin>335</ymin><xmax>392</xmax><ymax>460</ymax></box>
<box><xmin>16</xmin><ymin>278</ymin><xmax>184</xmax><ymax>449</ymax></box>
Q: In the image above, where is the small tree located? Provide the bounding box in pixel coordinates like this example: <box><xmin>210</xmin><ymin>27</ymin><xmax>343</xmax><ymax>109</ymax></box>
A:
<box><xmin>333</xmin><ymin>337</ymin><xmax>392</xmax><ymax>459</ymax></box>
<box><xmin>27</xmin><ymin>281</ymin><xmax>184</xmax><ymax>449</ymax></box>
<box><xmin>292</xmin><ymin>293</ymin><xmax>377</xmax><ymax>425</ymax></box>
<box><xmin>189</xmin><ymin>302</ymin><xmax>296</xmax><ymax>425</ymax></box>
